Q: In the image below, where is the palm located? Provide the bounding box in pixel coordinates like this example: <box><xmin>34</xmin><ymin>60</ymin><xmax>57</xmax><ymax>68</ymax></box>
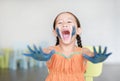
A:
<box><xmin>83</xmin><ymin>46</ymin><xmax>112</xmax><ymax>63</ymax></box>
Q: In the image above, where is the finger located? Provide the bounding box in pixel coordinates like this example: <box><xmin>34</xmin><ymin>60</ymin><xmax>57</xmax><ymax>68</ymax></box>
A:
<box><xmin>39</xmin><ymin>46</ymin><xmax>43</xmax><ymax>53</ymax></box>
<box><xmin>103</xmin><ymin>46</ymin><xmax>107</xmax><ymax>54</ymax></box>
<box><xmin>23</xmin><ymin>53</ymin><xmax>33</xmax><ymax>57</ymax></box>
<box><xmin>33</xmin><ymin>44</ymin><xmax>39</xmax><ymax>53</ymax></box>
<box><xmin>49</xmin><ymin>50</ymin><xmax>55</xmax><ymax>55</ymax></box>
<box><xmin>93</xmin><ymin>46</ymin><xmax>97</xmax><ymax>55</ymax></box>
<box><xmin>27</xmin><ymin>45</ymin><xmax>35</xmax><ymax>53</ymax></box>
<box><xmin>106</xmin><ymin>52</ymin><xmax>112</xmax><ymax>57</ymax></box>
<box><xmin>99</xmin><ymin>46</ymin><xmax>102</xmax><ymax>54</ymax></box>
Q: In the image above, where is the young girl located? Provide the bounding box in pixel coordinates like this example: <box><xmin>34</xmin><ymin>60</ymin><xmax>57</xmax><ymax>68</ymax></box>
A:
<box><xmin>24</xmin><ymin>11</ymin><xmax>112</xmax><ymax>81</ymax></box>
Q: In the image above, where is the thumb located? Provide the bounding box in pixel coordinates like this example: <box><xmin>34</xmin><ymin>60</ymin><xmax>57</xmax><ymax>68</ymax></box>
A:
<box><xmin>49</xmin><ymin>50</ymin><xmax>55</xmax><ymax>55</ymax></box>
<box><xmin>23</xmin><ymin>53</ymin><xmax>32</xmax><ymax>57</ymax></box>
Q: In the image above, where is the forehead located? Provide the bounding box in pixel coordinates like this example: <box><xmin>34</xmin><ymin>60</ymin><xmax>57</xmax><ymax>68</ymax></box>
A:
<box><xmin>56</xmin><ymin>13</ymin><xmax>76</xmax><ymax>21</ymax></box>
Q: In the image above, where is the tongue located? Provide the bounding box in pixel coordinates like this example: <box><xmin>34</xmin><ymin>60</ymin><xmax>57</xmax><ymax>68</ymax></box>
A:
<box><xmin>63</xmin><ymin>34</ymin><xmax>69</xmax><ymax>40</ymax></box>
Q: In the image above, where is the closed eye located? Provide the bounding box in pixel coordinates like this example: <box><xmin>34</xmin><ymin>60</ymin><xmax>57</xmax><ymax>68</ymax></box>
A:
<box><xmin>58</xmin><ymin>22</ymin><xmax>62</xmax><ymax>24</ymax></box>
<box><xmin>67</xmin><ymin>20</ymin><xmax>72</xmax><ymax>23</ymax></box>
<box><xmin>57</xmin><ymin>20</ymin><xmax>63</xmax><ymax>24</ymax></box>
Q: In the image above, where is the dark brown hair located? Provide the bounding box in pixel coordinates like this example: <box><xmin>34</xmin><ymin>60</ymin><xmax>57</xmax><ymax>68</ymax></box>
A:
<box><xmin>53</xmin><ymin>12</ymin><xmax>82</xmax><ymax>47</ymax></box>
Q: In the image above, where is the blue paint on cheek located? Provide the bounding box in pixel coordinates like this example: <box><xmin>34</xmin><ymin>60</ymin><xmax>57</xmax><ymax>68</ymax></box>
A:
<box><xmin>72</xmin><ymin>26</ymin><xmax>76</xmax><ymax>36</ymax></box>
<box><xmin>56</xmin><ymin>28</ymin><xmax>61</xmax><ymax>38</ymax></box>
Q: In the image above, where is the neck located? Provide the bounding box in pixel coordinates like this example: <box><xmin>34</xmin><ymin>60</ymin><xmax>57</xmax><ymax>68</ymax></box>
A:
<box><xmin>59</xmin><ymin>42</ymin><xmax>76</xmax><ymax>53</ymax></box>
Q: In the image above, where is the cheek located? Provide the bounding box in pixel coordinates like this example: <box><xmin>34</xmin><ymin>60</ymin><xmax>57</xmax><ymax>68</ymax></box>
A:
<box><xmin>72</xmin><ymin>26</ymin><xmax>76</xmax><ymax>36</ymax></box>
<box><xmin>55</xmin><ymin>28</ymin><xmax>61</xmax><ymax>38</ymax></box>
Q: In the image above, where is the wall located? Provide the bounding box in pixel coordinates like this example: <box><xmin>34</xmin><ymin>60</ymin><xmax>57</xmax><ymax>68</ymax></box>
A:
<box><xmin>0</xmin><ymin>0</ymin><xmax>120</xmax><ymax>64</ymax></box>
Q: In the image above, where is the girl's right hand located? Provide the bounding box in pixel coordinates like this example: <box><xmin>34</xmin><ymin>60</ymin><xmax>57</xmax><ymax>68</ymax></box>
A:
<box><xmin>23</xmin><ymin>45</ymin><xmax>55</xmax><ymax>61</ymax></box>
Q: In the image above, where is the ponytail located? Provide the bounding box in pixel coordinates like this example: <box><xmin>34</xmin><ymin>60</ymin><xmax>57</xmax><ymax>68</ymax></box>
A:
<box><xmin>55</xmin><ymin>37</ymin><xmax>59</xmax><ymax>46</ymax></box>
<box><xmin>76</xmin><ymin>34</ymin><xmax>82</xmax><ymax>48</ymax></box>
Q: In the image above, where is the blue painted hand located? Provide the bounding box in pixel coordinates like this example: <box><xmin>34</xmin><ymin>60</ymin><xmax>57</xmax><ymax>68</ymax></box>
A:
<box><xmin>23</xmin><ymin>45</ymin><xmax>55</xmax><ymax>61</ymax></box>
<box><xmin>83</xmin><ymin>46</ymin><xmax>112</xmax><ymax>63</ymax></box>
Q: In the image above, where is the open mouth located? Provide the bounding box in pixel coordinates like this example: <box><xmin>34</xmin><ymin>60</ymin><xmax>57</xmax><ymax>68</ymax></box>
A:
<box><xmin>56</xmin><ymin>26</ymin><xmax>76</xmax><ymax>43</ymax></box>
<box><xmin>61</xmin><ymin>30</ymin><xmax>71</xmax><ymax>40</ymax></box>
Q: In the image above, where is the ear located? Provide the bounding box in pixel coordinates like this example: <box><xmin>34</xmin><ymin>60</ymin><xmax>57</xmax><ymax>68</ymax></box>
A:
<box><xmin>52</xmin><ymin>30</ymin><xmax>57</xmax><ymax>37</ymax></box>
<box><xmin>77</xmin><ymin>27</ymin><xmax>82</xmax><ymax>35</ymax></box>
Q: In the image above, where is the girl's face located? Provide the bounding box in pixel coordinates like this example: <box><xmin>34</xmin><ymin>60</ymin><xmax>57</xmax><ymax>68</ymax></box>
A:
<box><xmin>54</xmin><ymin>12</ymin><xmax>81</xmax><ymax>45</ymax></box>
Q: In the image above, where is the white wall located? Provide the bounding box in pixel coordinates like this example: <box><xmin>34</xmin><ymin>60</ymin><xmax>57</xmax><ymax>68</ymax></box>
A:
<box><xmin>0</xmin><ymin>0</ymin><xmax>120</xmax><ymax>64</ymax></box>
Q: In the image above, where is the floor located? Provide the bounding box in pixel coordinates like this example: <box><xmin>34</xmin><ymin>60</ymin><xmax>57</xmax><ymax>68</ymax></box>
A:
<box><xmin>0</xmin><ymin>64</ymin><xmax>120</xmax><ymax>81</ymax></box>
<box><xmin>94</xmin><ymin>63</ymin><xmax>120</xmax><ymax>81</ymax></box>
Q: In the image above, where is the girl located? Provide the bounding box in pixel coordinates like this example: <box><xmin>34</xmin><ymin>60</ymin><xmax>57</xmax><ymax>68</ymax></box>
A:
<box><xmin>24</xmin><ymin>11</ymin><xmax>112</xmax><ymax>81</ymax></box>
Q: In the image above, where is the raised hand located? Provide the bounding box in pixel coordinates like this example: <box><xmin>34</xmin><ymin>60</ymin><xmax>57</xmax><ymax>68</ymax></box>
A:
<box><xmin>23</xmin><ymin>45</ymin><xmax>55</xmax><ymax>61</ymax></box>
<box><xmin>83</xmin><ymin>46</ymin><xmax>112</xmax><ymax>63</ymax></box>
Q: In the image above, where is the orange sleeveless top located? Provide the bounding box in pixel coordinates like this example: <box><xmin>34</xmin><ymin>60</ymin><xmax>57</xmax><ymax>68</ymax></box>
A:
<box><xmin>46</xmin><ymin>46</ymin><xmax>87</xmax><ymax>81</ymax></box>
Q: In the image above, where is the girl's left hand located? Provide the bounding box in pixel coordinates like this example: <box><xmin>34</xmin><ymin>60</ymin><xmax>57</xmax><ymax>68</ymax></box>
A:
<box><xmin>82</xmin><ymin>46</ymin><xmax>112</xmax><ymax>63</ymax></box>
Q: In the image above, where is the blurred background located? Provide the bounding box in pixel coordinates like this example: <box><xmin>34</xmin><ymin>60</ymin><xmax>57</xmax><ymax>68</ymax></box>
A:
<box><xmin>0</xmin><ymin>0</ymin><xmax>120</xmax><ymax>81</ymax></box>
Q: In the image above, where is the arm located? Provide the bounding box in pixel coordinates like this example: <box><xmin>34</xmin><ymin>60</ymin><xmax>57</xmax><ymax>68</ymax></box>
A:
<box><xmin>23</xmin><ymin>44</ymin><xmax>55</xmax><ymax>61</ymax></box>
<box><xmin>82</xmin><ymin>47</ymin><xmax>94</xmax><ymax>57</ymax></box>
<box><xmin>82</xmin><ymin>46</ymin><xmax>112</xmax><ymax>63</ymax></box>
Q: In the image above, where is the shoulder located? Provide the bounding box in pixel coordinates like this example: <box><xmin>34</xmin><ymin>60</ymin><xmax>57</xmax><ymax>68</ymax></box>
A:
<box><xmin>75</xmin><ymin>46</ymin><xmax>90</xmax><ymax>52</ymax></box>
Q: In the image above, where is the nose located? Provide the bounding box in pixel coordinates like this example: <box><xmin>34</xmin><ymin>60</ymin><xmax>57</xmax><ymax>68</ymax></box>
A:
<box><xmin>63</xmin><ymin>22</ymin><xmax>68</xmax><ymax>27</ymax></box>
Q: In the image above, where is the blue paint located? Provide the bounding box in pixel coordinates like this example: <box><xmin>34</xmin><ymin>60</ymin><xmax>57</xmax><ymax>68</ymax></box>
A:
<box><xmin>72</xmin><ymin>26</ymin><xmax>76</xmax><ymax>36</ymax></box>
<box><xmin>56</xmin><ymin>28</ymin><xmax>61</xmax><ymax>38</ymax></box>
<box><xmin>56</xmin><ymin>26</ymin><xmax>76</xmax><ymax>38</ymax></box>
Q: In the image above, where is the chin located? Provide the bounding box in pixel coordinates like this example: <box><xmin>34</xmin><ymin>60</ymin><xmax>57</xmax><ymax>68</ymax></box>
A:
<box><xmin>63</xmin><ymin>41</ymin><xmax>71</xmax><ymax>45</ymax></box>
<box><xmin>62</xmin><ymin>38</ymin><xmax>75</xmax><ymax>45</ymax></box>
<box><xmin>60</xmin><ymin>35</ymin><xmax>76</xmax><ymax>45</ymax></box>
